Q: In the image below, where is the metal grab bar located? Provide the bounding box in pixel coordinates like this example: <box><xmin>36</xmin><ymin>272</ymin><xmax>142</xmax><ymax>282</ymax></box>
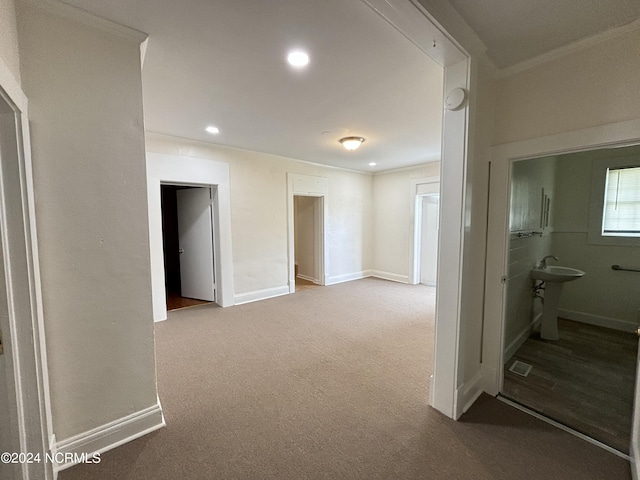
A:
<box><xmin>511</xmin><ymin>231</ymin><xmax>543</xmax><ymax>239</ymax></box>
<box><xmin>611</xmin><ymin>264</ymin><xmax>640</xmax><ymax>273</ymax></box>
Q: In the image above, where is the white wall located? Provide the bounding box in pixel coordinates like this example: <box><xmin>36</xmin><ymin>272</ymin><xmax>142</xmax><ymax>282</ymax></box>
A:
<box><xmin>494</xmin><ymin>28</ymin><xmax>640</xmax><ymax>145</ymax></box>
<box><xmin>372</xmin><ymin>163</ymin><xmax>440</xmax><ymax>282</ymax></box>
<box><xmin>0</xmin><ymin>0</ymin><xmax>20</xmax><ymax>84</ymax></box>
<box><xmin>552</xmin><ymin>146</ymin><xmax>640</xmax><ymax>328</ymax></box>
<box><xmin>16</xmin><ymin>2</ymin><xmax>159</xmax><ymax>443</ymax></box>
<box><xmin>504</xmin><ymin>156</ymin><xmax>556</xmax><ymax>357</ymax></box>
<box><xmin>146</xmin><ymin>133</ymin><xmax>374</xmax><ymax>297</ymax></box>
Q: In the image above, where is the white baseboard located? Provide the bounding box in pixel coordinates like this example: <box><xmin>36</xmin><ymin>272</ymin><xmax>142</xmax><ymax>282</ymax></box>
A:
<box><xmin>370</xmin><ymin>270</ymin><xmax>409</xmax><ymax>284</ymax></box>
<box><xmin>454</xmin><ymin>370</ymin><xmax>483</xmax><ymax>419</ymax></box>
<box><xmin>296</xmin><ymin>274</ymin><xmax>319</xmax><ymax>284</ymax></box>
<box><xmin>558</xmin><ymin>309</ymin><xmax>636</xmax><ymax>333</ymax></box>
<box><xmin>504</xmin><ymin>313</ymin><xmax>543</xmax><ymax>362</ymax></box>
<box><xmin>54</xmin><ymin>403</ymin><xmax>165</xmax><ymax>472</ymax></box>
<box><xmin>234</xmin><ymin>285</ymin><xmax>289</xmax><ymax>305</ymax></box>
<box><xmin>326</xmin><ymin>270</ymin><xmax>372</xmax><ymax>285</ymax></box>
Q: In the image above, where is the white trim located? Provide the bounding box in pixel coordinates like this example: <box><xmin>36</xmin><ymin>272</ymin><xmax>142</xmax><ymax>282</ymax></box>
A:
<box><xmin>587</xmin><ymin>154</ymin><xmax>640</xmax><ymax>247</ymax></box>
<box><xmin>0</xmin><ymin>59</ymin><xmax>26</xmax><ymax>114</ymax></box>
<box><xmin>498</xmin><ymin>396</ymin><xmax>630</xmax><ymax>460</ymax></box>
<box><xmin>454</xmin><ymin>370</ymin><xmax>483</xmax><ymax>418</ymax></box>
<box><xmin>296</xmin><ymin>274</ymin><xmax>319</xmax><ymax>284</ymax></box>
<box><xmin>497</xmin><ymin>18</ymin><xmax>640</xmax><ymax>79</ymax></box>
<box><xmin>409</xmin><ymin>176</ymin><xmax>441</xmax><ymax>285</ymax></box>
<box><xmin>370</xmin><ymin>270</ymin><xmax>409</xmax><ymax>284</ymax></box>
<box><xmin>558</xmin><ymin>309</ymin><xmax>637</xmax><ymax>333</ymax></box>
<box><xmin>361</xmin><ymin>0</ymin><xmax>472</xmax><ymax>420</ymax></box>
<box><xmin>503</xmin><ymin>313</ymin><xmax>543</xmax><ymax>363</ymax></box>
<box><xmin>372</xmin><ymin>160</ymin><xmax>440</xmax><ymax>176</ymax></box>
<box><xmin>233</xmin><ymin>286</ymin><xmax>290</xmax><ymax>306</ymax></box>
<box><xmin>326</xmin><ymin>270</ymin><xmax>372</xmax><ymax>285</ymax></box>
<box><xmin>363</xmin><ymin>0</ymin><xmax>481</xmax><ymax>67</ymax></box>
<box><xmin>0</xmin><ymin>57</ymin><xmax>54</xmax><ymax>479</ymax></box>
<box><xmin>146</xmin><ymin>152</ymin><xmax>235</xmax><ymax>322</ymax></box>
<box><xmin>23</xmin><ymin>0</ymin><xmax>148</xmax><ymax>43</ymax></box>
<box><xmin>287</xmin><ymin>174</ymin><xmax>329</xmax><ymax>294</ymax></box>
<box><xmin>54</xmin><ymin>403</ymin><xmax>165</xmax><ymax>472</ymax></box>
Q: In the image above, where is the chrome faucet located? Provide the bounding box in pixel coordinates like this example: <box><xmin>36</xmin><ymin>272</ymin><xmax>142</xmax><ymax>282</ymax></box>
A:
<box><xmin>538</xmin><ymin>255</ymin><xmax>559</xmax><ymax>269</ymax></box>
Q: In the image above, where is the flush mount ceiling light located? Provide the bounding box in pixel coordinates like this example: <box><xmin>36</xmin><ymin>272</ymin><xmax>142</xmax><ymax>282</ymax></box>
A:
<box><xmin>205</xmin><ymin>125</ymin><xmax>220</xmax><ymax>134</ymax></box>
<box><xmin>339</xmin><ymin>136</ymin><xmax>365</xmax><ymax>151</ymax></box>
<box><xmin>287</xmin><ymin>50</ymin><xmax>309</xmax><ymax>68</ymax></box>
<box><xmin>368</xmin><ymin>162</ymin><xmax>377</xmax><ymax>166</ymax></box>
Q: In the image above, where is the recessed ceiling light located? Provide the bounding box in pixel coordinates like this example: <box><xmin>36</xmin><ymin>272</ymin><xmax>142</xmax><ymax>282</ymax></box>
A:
<box><xmin>287</xmin><ymin>50</ymin><xmax>309</xmax><ymax>68</ymax></box>
<box><xmin>369</xmin><ymin>162</ymin><xmax>377</xmax><ymax>166</ymax></box>
<box><xmin>205</xmin><ymin>125</ymin><xmax>220</xmax><ymax>134</ymax></box>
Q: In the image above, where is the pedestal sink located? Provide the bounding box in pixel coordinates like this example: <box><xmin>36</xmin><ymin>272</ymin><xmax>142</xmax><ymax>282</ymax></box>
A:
<box><xmin>531</xmin><ymin>266</ymin><xmax>585</xmax><ymax>340</ymax></box>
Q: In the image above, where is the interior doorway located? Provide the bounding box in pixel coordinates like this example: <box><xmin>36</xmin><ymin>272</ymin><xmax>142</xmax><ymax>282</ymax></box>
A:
<box><xmin>0</xmin><ymin>83</ymin><xmax>52</xmax><ymax>479</ymax></box>
<box><xmin>161</xmin><ymin>185</ymin><xmax>216</xmax><ymax>311</ymax></box>
<box><xmin>410</xmin><ymin>177</ymin><xmax>441</xmax><ymax>286</ymax></box>
<box><xmin>293</xmin><ymin>195</ymin><xmax>324</xmax><ymax>291</ymax></box>
<box><xmin>0</xmin><ymin>89</ymin><xmax>23</xmax><ymax>480</ymax></box>
<box><xmin>417</xmin><ymin>194</ymin><xmax>440</xmax><ymax>286</ymax></box>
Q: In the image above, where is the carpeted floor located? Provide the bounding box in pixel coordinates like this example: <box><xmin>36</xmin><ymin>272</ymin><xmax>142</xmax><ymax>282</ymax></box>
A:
<box><xmin>60</xmin><ymin>278</ymin><xmax>630</xmax><ymax>479</ymax></box>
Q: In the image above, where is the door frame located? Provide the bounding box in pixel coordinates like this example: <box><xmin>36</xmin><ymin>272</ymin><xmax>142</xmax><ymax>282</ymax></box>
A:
<box><xmin>409</xmin><ymin>176</ymin><xmax>440</xmax><ymax>285</ymax></box>
<box><xmin>292</xmin><ymin>195</ymin><xmax>325</xmax><ymax>286</ymax></box>
<box><xmin>287</xmin><ymin>173</ymin><xmax>328</xmax><ymax>292</ymax></box>
<box><xmin>147</xmin><ymin>152</ymin><xmax>235</xmax><ymax>321</ymax></box>
<box><xmin>360</xmin><ymin>0</ymin><xmax>473</xmax><ymax>418</ymax></box>
<box><xmin>482</xmin><ymin>118</ymin><xmax>640</xmax><ymax>392</ymax></box>
<box><xmin>481</xmin><ymin>119</ymin><xmax>640</xmax><ymax>461</ymax></box>
<box><xmin>0</xmin><ymin>61</ymin><xmax>54</xmax><ymax>479</ymax></box>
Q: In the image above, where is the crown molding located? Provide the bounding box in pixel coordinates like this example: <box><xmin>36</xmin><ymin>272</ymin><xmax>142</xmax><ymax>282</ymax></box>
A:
<box><xmin>372</xmin><ymin>159</ymin><xmax>440</xmax><ymax>176</ymax></box>
<box><xmin>22</xmin><ymin>0</ymin><xmax>148</xmax><ymax>43</ymax></box>
<box><xmin>496</xmin><ymin>18</ymin><xmax>640</xmax><ymax>79</ymax></box>
<box><xmin>144</xmin><ymin>132</ymin><xmax>375</xmax><ymax>176</ymax></box>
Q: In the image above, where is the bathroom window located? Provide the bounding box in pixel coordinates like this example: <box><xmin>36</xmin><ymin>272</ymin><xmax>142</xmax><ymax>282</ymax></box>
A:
<box><xmin>602</xmin><ymin>166</ymin><xmax>640</xmax><ymax>237</ymax></box>
<box><xmin>589</xmin><ymin>155</ymin><xmax>640</xmax><ymax>246</ymax></box>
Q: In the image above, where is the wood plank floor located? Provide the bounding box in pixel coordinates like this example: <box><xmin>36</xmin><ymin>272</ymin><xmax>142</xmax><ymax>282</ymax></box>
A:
<box><xmin>166</xmin><ymin>291</ymin><xmax>211</xmax><ymax>311</ymax></box>
<box><xmin>502</xmin><ymin>319</ymin><xmax>637</xmax><ymax>454</ymax></box>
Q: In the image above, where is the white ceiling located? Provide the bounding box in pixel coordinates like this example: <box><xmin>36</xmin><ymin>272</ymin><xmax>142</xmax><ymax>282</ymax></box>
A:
<box><xmin>59</xmin><ymin>0</ymin><xmax>640</xmax><ymax>172</ymax></box>
<box><xmin>448</xmin><ymin>0</ymin><xmax>640</xmax><ymax>68</ymax></box>
<box><xmin>61</xmin><ymin>0</ymin><xmax>445</xmax><ymax>172</ymax></box>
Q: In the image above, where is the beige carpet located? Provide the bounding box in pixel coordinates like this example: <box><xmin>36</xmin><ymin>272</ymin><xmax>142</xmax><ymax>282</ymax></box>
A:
<box><xmin>60</xmin><ymin>278</ymin><xmax>630</xmax><ymax>479</ymax></box>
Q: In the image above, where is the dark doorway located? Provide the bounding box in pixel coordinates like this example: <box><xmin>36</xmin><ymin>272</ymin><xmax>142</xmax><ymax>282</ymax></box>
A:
<box><xmin>161</xmin><ymin>185</ymin><xmax>212</xmax><ymax>311</ymax></box>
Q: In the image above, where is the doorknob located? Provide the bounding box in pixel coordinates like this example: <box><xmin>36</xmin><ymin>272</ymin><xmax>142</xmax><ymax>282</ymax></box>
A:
<box><xmin>178</xmin><ymin>249</ymin><xmax>184</xmax><ymax>254</ymax></box>
<box><xmin>637</xmin><ymin>326</ymin><xmax>640</xmax><ymax>337</ymax></box>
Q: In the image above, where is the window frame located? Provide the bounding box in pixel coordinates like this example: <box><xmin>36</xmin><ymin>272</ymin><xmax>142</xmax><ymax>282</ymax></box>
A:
<box><xmin>588</xmin><ymin>154</ymin><xmax>640</xmax><ymax>246</ymax></box>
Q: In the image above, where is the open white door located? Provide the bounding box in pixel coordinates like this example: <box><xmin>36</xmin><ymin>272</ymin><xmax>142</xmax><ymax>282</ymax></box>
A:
<box><xmin>176</xmin><ymin>187</ymin><xmax>215</xmax><ymax>301</ymax></box>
